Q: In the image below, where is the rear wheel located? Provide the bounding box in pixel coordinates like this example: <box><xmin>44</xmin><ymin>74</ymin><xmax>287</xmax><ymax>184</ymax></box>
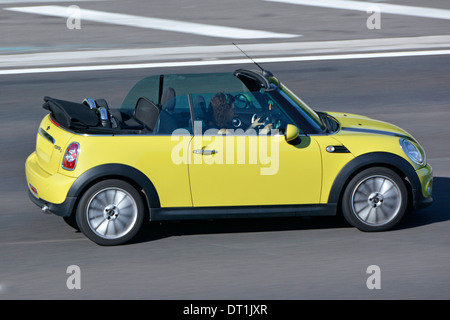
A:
<box><xmin>76</xmin><ymin>179</ymin><xmax>144</xmax><ymax>245</ymax></box>
<box><xmin>342</xmin><ymin>167</ymin><xmax>408</xmax><ymax>231</ymax></box>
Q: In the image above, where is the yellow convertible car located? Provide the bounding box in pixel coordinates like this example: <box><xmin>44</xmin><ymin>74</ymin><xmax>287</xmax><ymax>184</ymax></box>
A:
<box><xmin>25</xmin><ymin>69</ymin><xmax>433</xmax><ymax>245</ymax></box>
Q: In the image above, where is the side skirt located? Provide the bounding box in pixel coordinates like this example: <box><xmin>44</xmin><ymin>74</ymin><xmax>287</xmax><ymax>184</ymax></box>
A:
<box><xmin>150</xmin><ymin>204</ymin><xmax>337</xmax><ymax>221</ymax></box>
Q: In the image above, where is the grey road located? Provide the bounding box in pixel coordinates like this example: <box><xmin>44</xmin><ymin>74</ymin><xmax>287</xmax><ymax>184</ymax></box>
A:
<box><xmin>0</xmin><ymin>0</ymin><xmax>449</xmax><ymax>302</ymax></box>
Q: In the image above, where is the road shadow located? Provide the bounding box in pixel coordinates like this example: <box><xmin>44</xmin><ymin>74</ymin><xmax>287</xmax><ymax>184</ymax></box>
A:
<box><xmin>130</xmin><ymin>176</ymin><xmax>450</xmax><ymax>244</ymax></box>
<box><xmin>132</xmin><ymin>215</ymin><xmax>350</xmax><ymax>244</ymax></box>
<box><xmin>397</xmin><ymin>176</ymin><xmax>450</xmax><ymax>229</ymax></box>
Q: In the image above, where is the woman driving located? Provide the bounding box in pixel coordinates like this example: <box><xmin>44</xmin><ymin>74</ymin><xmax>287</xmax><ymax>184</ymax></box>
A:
<box><xmin>208</xmin><ymin>92</ymin><xmax>272</xmax><ymax>134</ymax></box>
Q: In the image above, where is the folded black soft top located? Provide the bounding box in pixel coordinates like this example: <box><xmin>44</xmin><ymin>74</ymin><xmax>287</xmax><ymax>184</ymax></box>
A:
<box><xmin>43</xmin><ymin>96</ymin><xmax>99</xmax><ymax>129</ymax></box>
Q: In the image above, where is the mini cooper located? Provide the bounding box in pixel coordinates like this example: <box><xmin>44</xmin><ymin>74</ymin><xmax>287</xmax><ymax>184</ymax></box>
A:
<box><xmin>25</xmin><ymin>68</ymin><xmax>433</xmax><ymax>245</ymax></box>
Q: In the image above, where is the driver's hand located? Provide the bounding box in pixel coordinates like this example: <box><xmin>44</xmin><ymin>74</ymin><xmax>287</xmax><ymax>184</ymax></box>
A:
<box><xmin>260</xmin><ymin>123</ymin><xmax>273</xmax><ymax>134</ymax></box>
<box><xmin>250</xmin><ymin>117</ymin><xmax>263</xmax><ymax>128</ymax></box>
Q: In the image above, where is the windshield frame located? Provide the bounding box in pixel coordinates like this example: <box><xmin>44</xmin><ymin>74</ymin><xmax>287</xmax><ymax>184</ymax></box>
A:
<box><xmin>277</xmin><ymin>83</ymin><xmax>325</xmax><ymax>133</ymax></box>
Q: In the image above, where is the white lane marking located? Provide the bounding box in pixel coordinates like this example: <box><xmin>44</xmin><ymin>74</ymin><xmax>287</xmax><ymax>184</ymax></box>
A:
<box><xmin>2</xmin><ymin>35</ymin><xmax>450</xmax><ymax>68</ymax></box>
<box><xmin>266</xmin><ymin>0</ymin><xmax>450</xmax><ymax>20</ymax></box>
<box><xmin>0</xmin><ymin>0</ymin><xmax>107</xmax><ymax>3</ymax></box>
<box><xmin>1</xmin><ymin>49</ymin><xmax>450</xmax><ymax>75</ymax></box>
<box><xmin>4</xmin><ymin>5</ymin><xmax>299</xmax><ymax>39</ymax></box>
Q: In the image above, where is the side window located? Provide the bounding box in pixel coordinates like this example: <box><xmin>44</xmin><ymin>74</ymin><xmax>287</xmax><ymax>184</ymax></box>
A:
<box><xmin>120</xmin><ymin>76</ymin><xmax>159</xmax><ymax>112</ymax></box>
<box><xmin>156</xmin><ymin>92</ymin><xmax>192</xmax><ymax>135</ymax></box>
<box><xmin>195</xmin><ymin>91</ymin><xmax>295</xmax><ymax>135</ymax></box>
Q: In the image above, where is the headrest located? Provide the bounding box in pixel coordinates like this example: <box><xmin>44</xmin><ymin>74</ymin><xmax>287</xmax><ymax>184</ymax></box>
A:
<box><xmin>161</xmin><ymin>87</ymin><xmax>176</xmax><ymax>111</ymax></box>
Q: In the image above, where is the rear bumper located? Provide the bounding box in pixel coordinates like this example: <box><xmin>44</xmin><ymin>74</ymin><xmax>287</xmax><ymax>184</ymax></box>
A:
<box><xmin>26</xmin><ymin>152</ymin><xmax>76</xmax><ymax>217</ymax></box>
<box><xmin>28</xmin><ymin>189</ymin><xmax>76</xmax><ymax>217</ymax></box>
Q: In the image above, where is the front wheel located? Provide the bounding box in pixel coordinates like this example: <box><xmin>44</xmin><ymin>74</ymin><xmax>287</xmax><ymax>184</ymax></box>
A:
<box><xmin>76</xmin><ymin>179</ymin><xmax>144</xmax><ymax>245</ymax></box>
<box><xmin>342</xmin><ymin>167</ymin><xmax>409</xmax><ymax>232</ymax></box>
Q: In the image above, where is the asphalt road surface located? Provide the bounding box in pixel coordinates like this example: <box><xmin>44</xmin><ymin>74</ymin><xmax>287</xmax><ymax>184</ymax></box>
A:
<box><xmin>0</xmin><ymin>0</ymin><xmax>449</xmax><ymax>301</ymax></box>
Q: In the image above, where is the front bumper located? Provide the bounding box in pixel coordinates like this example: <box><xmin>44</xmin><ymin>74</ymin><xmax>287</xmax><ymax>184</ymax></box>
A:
<box><xmin>413</xmin><ymin>163</ymin><xmax>433</xmax><ymax>209</ymax></box>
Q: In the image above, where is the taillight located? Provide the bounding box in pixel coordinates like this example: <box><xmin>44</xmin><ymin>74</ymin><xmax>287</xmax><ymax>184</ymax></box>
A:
<box><xmin>29</xmin><ymin>184</ymin><xmax>38</xmax><ymax>197</ymax></box>
<box><xmin>62</xmin><ymin>142</ymin><xmax>80</xmax><ymax>171</ymax></box>
<box><xmin>49</xmin><ymin>116</ymin><xmax>60</xmax><ymax>127</ymax></box>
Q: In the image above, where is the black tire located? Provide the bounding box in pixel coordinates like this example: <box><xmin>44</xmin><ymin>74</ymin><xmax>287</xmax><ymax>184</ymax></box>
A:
<box><xmin>76</xmin><ymin>179</ymin><xmax>144</xmax><ymax>245</ymax></box>
<box><xmin>342</xmin><ymin>167</ymin><xmax>408</xmax><ymax>232</ymax></box>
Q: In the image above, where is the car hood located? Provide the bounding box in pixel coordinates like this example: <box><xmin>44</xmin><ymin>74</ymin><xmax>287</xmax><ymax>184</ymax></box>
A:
<box><xmin>326</xmin><ymin>111</ymin><xmax>413</xmax><ymax>140</ymax></box>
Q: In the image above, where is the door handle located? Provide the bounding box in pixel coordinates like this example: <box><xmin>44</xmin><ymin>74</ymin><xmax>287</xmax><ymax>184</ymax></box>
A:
<box><xmin>193</xmin><ymin>149</ymin><xmax>218</xmax><ymax>155</ymax></box>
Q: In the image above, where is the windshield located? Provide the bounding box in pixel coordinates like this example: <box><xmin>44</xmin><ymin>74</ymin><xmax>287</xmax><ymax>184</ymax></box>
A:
<box><xmin>279</xmin><ymin>83</ymin><xmax>325</xmax><ymax>132</ymax></box>
<box><xmin>118</xmin><ymin>71</ymin><xmax>326</xmax><ymax>135</ymax></box>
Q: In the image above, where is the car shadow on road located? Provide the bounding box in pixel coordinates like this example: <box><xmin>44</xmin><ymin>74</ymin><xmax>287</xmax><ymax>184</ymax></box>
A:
<box><xmin>130</xmin><ymin>176</ymin><xmax>450</xmax><ymax>244</ymax></box>
<box><xmin>397</xmin><ymin>176</ymin><xmax>450</xmax><ymax>230</ymax></box>
<box><xmin>132</xmin><ymin>214</ymin><xmax>351</xmax><ymax>245</ymax></box>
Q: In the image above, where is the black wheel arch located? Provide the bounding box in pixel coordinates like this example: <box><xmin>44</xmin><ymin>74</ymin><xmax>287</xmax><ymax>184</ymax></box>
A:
<box><xmin>328</xmin><ymin>152</ymin><xmax>422</xmax><ymax>211</ymax></box>
<box><xmin>66</xmin><ymin>164</ymin><xmax>160</xmax><ymax>219</ymax></box>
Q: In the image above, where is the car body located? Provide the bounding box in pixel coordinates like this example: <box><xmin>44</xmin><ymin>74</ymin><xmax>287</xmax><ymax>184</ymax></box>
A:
<box><xmin>25</xmin><ymin>68</ymin><xmax>433</xmax><ymax>245</ymax></box>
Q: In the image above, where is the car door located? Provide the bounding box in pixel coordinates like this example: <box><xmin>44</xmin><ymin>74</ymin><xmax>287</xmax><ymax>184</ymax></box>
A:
<box><xmin>187</xmin><ymin>90</ymin><xmax>322</xmax><ymax>207</ymax></box>
<box><xmin>188</xmin><ymin>133</ymin><xmax>322</xmax><ymax>207</ymax></box>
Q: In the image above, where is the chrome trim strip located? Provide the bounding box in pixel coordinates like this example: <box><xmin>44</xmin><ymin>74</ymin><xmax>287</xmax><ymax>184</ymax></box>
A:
<box><xmin>38</xmin><ymin>127</ymin><xmax>55</xmax><ymax>144</ymax></box>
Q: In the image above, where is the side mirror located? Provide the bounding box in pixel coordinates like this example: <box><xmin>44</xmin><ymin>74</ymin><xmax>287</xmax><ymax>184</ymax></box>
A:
<box><xmin>285</xmin><ymin>124</ymin><xmax>301</xmax><ymax>145</ymax></box>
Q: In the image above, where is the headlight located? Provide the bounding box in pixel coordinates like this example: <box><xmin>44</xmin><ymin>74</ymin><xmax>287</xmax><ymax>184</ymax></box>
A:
<box><xmin>400</xmin><ymin>138</ymin><xmax>425</xmax><ymax>165</ymax></box>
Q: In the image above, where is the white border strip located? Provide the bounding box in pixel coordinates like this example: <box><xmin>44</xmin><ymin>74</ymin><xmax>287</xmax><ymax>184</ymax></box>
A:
<box><xmin>1</xmin><ymin>49</ymin><xmax>450</xmax><ymax>75</ymax></box>
<box><xmin>3</xmin><ymin>35</ymin><xmax>450</xmax><ymax>68</ymax></box>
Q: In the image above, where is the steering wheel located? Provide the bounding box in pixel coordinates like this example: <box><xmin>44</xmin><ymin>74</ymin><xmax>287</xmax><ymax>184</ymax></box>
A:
<box><xmin>251</xmin><ymin>112</ymin><xmax>273</xmax><ymax>129</ymax></box>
